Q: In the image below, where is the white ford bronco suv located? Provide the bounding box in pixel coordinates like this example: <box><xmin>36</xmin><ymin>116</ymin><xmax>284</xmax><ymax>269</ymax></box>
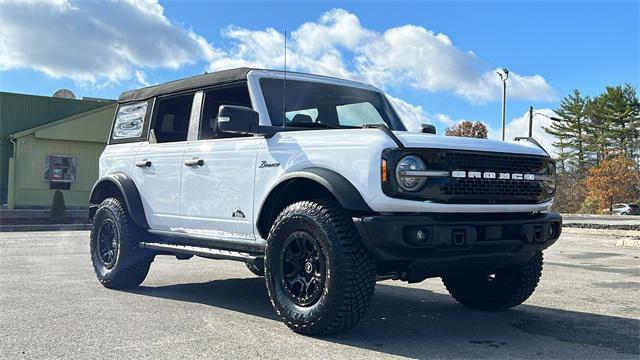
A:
<box><xmin>89</xmin><ymin>68</ymin><xmax>562</xmax><ymax>335</ymax></box>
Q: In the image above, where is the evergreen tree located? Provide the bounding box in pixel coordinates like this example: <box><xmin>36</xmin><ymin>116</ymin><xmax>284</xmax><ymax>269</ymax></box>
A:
<box><xmin>593</xmin><ymin>85</ymin><xmax>639</xmax><ymax>160</ymax></box>
<box><xmin>544</xmin><ymin>89</ymin><xmax>590</xmax><ymax>174</ymax></box>
<box><xmin>583</xmin><ymin>95</ymin><xmax>612</xmax><ymax>165</ymax></box>
<box><xmin>50</xmin><ymin>190</ymin><xmax>66</xmax><ymax>223</ymax></box>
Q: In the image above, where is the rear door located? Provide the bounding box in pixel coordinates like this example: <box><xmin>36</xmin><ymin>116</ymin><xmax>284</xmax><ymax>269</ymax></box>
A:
<box><xmin>133</xmin><ymin>92</ymin><xmax>195</xmax><ymax>231</ymax></box>
<box><xmin>180</xmin><ymin>83</ymin><xmax>261</xmax><ymax>241</ymax></box>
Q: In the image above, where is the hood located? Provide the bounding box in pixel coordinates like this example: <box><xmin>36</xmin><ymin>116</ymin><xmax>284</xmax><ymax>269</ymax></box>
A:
<box><xmin>393</xmin><ymin>132</ymin><xmax>549</xmax><ymax>157</ymax></box>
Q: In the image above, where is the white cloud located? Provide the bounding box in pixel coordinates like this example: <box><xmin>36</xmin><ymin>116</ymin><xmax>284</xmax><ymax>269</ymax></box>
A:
<box><xmin>0</xmin><ymin>0</ymin><xmax>214</xmax><ymax>85</ymax></box>
<box><xmin>388</xmin><ymin>95</ymin><xmax>486</xmax><ymax>135</ymax></box>
<box><xmin>134</xmin><ymin>70</ymin><xmax>150</xmax><ymax>87</ymax></box>
<box><xmin>207</xmin><ymin>9</ymin><xmax>554</xmax><ymax>104</ymax></box>
<box><xmin>0</xmin><ymin>5</ymin><xmax>555</xmax><ymax>105</ymax></box>
<box><xmin>489</xmin><ymin>108</ymin><xmax>560</xmax><ymax>157</ymax></box>
<box><xmin>387</xmin><ymin>95</ymin><xmax>430</xmax><ymax>131</ymax></box>
<box><xmin>433</xmin><ymin>113</ymin><xmax>458</xmax><ymax>127</ymax></box>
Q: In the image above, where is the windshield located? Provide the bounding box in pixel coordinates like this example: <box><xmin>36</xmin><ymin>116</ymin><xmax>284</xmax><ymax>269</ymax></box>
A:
<box><xmin>259</xmin><ymin>78</ymin><xmax>406</xmax><ymax>131</ymax></box>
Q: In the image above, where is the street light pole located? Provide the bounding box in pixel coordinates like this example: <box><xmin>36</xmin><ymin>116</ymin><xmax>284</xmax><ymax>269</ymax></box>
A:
<box><xmin>528</xmin><ymin>108</ymin><xmax>565</xmax><ymax>139</ymax></box>
<box><xmin>497</xmin><ymin>68</ymin><xmax>509</xmax><ymax>141</ymax></box>
<box><xmin>529</xmin><ymin>106</ymin><xmax>534</xmax><ymax>137</ymax></box>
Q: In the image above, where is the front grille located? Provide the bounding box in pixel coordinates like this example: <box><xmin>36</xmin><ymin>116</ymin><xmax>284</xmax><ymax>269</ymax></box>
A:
<box><xmin>439</xmin><ymin>151</ymin><xmax>547</xmax><ymax>173</ymax></box>
<box><xmin>442</xmin><ymin>178</ymin><xmax>544</xmax><ymax>204</ymax></box>
<box><xmin>432</xmin><ymin>150</ymin><xmax>552</xmax><ymax>204</ymax></box>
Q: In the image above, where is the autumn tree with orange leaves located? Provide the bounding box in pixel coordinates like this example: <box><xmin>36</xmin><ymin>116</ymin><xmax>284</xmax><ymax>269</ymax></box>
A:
<box><xmin>445</xmin><ymin>121</ymin><xmax>488</xmax><ymax>139</ymax></box>
<box><xmin>585</xmin><ymin>156</ymin><xmax>640</xmax><ymax>211</ymax></box>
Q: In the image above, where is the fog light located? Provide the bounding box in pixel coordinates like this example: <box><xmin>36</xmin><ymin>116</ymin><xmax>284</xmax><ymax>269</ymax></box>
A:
<box><xmin>549</xmin><ymin>225</ymin><xmax>555</xmax><ymax>238</ymax></box>
<box><xmin>404</xmin><ymin>227</ymin><xmax>432</xmax><ymax>246</ymax></box>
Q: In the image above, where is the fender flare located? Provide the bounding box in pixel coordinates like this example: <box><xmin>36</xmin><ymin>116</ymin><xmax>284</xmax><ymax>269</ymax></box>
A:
<box><xmin>256</xmin><ymin>167</ymin><xmax>372</xmax><ymax>238</ymax></box>
<box><xmin>89</xmin><ymin>173</ymin><xmax>149</xmax><ymax>229</ymax></box>
<box><xmin>287</xmin><ymin>168</ymin><xmax>372</xmax><ymax>212</ymax></box>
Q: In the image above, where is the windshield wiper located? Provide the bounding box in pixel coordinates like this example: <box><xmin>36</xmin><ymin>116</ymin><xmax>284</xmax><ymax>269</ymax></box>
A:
<box><xmin>286</xmin><ymin>122</ymin><xmax>342</xmax><ymax>129</ymax></box>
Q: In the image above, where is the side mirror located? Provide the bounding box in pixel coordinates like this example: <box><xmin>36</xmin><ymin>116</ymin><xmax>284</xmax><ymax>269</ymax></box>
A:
<box><xmin>217</xmin><ymin>105</ymin><xmax>260</xmax><ymax>135</ymax></box>
<box><xmin>421</xmin><ymin>124</ymin><xmax>436</xmax><ymax>134</ymax></box>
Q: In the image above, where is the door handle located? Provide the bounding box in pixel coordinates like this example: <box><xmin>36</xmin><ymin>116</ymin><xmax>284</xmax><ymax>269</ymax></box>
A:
<box><xmin>135</xmin><ymin>159</ymin><xmax>151</xmax><ymax>168</ymax></box>
<box><xmin>184</xmin><ymin>158</ymin><xmax>204</xmax><ymax>167</ymax></box>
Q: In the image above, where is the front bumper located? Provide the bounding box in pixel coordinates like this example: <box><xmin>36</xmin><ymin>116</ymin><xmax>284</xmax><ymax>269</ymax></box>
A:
<box><xmin>353</xmin><ymin>212</ymin><xmax>562</xmax><ymax>281</ymax></box>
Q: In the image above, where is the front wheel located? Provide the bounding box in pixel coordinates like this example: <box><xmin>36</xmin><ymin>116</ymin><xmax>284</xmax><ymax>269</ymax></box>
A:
<box><xmin>442</xmin><ymin>252</ymin><xmax>544</xmax><ymax>310</ymax></box>
<box><xmin>265</xmin><ymin>200</ymin><xmax>376</xmax><ymax>335</ymax></box>
<box><xmin>90</xmin><ymin>197</ymin><xmax>153</xmax><ymax>289</ymax></box>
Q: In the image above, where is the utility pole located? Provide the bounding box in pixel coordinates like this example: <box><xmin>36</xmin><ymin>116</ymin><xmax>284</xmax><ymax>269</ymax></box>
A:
<box><xmin>497</xmin><ymin>68</ymin><xmax>509</xmax><ymax>141</ymax></box>
<box><xmin>529</xmin><ymin>106</ymin><xmax>534</xmax><ymax>137</ymax></box>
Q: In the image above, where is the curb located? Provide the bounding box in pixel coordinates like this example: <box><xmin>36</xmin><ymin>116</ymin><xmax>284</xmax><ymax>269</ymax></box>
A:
<box><xmin>562</xmin><ymin>226</ymin><xmax>640</xmax><ymax>239</ymax></box>
<box><xmin>616</xmin><ymin>239</ymin><xmax>640</xmax><ymax>248</ymax></box>
<box><xmin>0</xmin><ymin>224</ymin><xmax>92</xmax><ymax>232</ymax></box>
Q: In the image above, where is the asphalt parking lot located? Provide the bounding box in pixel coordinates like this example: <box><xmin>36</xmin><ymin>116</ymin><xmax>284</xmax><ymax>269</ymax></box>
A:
<box><xmin>1</xmin><ymin>230</ymin><xmax>638</xmax><ymax>359</ymax></box>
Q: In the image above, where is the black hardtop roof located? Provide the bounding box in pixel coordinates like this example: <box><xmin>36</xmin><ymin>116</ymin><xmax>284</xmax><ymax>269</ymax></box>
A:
<box><xmin>118</xmin><ymin>67</ymin><xmax>253</xmax><ymax>103</ymax></box>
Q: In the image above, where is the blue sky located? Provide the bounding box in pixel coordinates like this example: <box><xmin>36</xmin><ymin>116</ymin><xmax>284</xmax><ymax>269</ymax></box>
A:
<box><xmin>1</xmin><ymin>0</ymin><xmax>638</xmax><ymax>144</ymax></box>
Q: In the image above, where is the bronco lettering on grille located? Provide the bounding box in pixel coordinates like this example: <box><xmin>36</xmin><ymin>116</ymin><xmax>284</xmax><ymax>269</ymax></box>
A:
<box><xmin>451</xmin><ymin>171</ymin><xmax>536</xmax><ymax>180</ymax></box>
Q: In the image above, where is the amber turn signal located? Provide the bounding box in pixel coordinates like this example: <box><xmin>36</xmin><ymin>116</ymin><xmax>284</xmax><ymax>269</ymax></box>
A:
<box><xmin>381</xmin><ymin>159</ymin><xmax>388</xmax><ymax>183</ymax></box>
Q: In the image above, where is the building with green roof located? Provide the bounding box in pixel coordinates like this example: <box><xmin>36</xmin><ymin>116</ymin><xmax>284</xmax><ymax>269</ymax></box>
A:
<box><xmin>0</xmin><ymin>91</ymin><xmax>115</xmax><ymax>206</ymax></box>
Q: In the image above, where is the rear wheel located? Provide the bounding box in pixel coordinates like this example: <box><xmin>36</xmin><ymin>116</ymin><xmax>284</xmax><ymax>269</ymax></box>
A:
<box><xmin>90</xmin><ymin>197</ymin><xmax>153</xmax><ymax>289</ymax></box>
<box><xmin>442</xmin><ymin>252</ymin><xmax>544</xmax><ymax>310</ymax></box>
<box><xmin>265</xmin><ymin>200</ymin><xmax>376</xmax><ymax>335</ymax></box>
<box><xmin>245</xmin><ymin>260</ymin><xmax>265</xmax><ymax>276</ymax></box>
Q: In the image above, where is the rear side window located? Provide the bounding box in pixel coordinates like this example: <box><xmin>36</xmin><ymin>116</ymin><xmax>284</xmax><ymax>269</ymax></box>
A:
<box><xmin>151</xmin><ymin>93</ymin><xmax>194</xmax><ymax>143</ymax></box>
<box><xmin>111</xmin><ymin>102</ymin><xmax>148</xmax><ymax>142</ymax></box>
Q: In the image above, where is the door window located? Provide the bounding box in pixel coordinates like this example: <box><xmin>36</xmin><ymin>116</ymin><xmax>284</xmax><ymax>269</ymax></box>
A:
<box><xmin>151</xmin><ymin>93</ymin><xmax>195</xmax><ymax>143</ymax></box>
<box><xmin>199</xmin><ymin>83</ymin><xmax>252</xmax><ymax>140</ymax></box>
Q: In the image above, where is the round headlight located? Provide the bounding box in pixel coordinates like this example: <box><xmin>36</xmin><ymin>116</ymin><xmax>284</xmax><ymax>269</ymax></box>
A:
<box><xmin>395</xmin><ymin>155</ymin><xmax>427</xmax><ymax>192</ymax></box>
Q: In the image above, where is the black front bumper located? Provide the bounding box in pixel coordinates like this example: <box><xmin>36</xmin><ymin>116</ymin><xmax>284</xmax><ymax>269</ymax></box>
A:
<box><xmin>353</xmin><ymin>212</ymin><xmax>562</xmax><ymax>282</ymax></box>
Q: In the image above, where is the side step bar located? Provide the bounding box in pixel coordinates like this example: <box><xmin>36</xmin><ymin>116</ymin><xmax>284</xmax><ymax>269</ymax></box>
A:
<box><xmin>140</xmin><ymin>242</ymin><xmax>257</xmax><ymax>262</ymax></box>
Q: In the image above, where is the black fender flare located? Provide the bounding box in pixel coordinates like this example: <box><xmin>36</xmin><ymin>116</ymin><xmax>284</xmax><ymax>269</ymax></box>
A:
<box><xmin>89</xmin><ymin>173</ymin><xmax>149</xmax><ymax>229</ymax></box>
<box><xmin>292</xmin><ymin>168</ymin><xmax>372</xmax><ymax>212</ymax></box>
<box><xmin>257</xmin><ymin>167</ymin><xmax>372</xmax><ymax>238</ymax></box>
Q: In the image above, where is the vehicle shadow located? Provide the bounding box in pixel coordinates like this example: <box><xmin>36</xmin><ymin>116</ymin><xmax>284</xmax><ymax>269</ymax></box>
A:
<box><xmin>131</xmin><ymin>278</ymin><xmax>639</xmax><ymax>358</ymax></box>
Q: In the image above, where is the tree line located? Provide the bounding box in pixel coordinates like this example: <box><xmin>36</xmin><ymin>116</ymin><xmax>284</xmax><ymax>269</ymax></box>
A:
<box><xmin>544</xmin><ymin>84</ymin><xmax>640</xmax><ymax>212</ymax></box>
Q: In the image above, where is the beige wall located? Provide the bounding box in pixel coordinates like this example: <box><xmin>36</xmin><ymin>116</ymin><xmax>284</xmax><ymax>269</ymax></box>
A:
<box><xmin>13</xmin><ymin>135</ymin><xmax>105</xmax><ymax>207</ymax></box>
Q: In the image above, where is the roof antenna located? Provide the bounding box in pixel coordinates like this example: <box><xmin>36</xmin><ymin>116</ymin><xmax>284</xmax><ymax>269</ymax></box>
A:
<box><xmin>282</xmin><ymin>30</ymin><xmax>287</xmax><ymax>127</ymax></box>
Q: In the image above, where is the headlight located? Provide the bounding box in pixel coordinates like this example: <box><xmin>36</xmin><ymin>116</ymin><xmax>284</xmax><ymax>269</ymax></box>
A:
<box><xmin>395</xmin><ymin>155</ymin><xmax>427</xmax><ymax>192</ymax></box>
<box><xmin>541</xmin><ymin>162</ymin><xmax>556</xmax><ymax>195</ymax></box>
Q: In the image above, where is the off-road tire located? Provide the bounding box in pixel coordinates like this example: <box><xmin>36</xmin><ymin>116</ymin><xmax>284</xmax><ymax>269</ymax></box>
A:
<box><xmin>442</xmin><ymin>251</ymin><xmax>544</xmax><ymax>311</ymax></box>
<box><xmin>90</xmin><ymin>197</ymin><xmax>153</xmax><ymax>289</ymax></box>
<box><xmin>245</xmin><ymin>261</ymin><xmax>265</xmax><ymax>276</ymax></box>
<box><xmin>265</xmin><ymin>200</ymin><xmax>376</xmax><ymax>335</ymax></box>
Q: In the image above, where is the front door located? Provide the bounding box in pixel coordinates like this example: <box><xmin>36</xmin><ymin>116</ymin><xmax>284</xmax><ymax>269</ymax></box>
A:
<box><xmin>179</xmin><ymin>82</ymin><xmax>260</xmax><ymax>241</ymax></box>
<box><xmin>181</xmin><ymin>138</ymin><xmax>262</xmax><ymax>241</ymax></box>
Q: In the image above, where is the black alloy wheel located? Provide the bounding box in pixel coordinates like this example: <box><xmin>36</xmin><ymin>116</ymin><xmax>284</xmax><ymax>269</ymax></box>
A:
<box><xmin>90</xmin><ymin>197</ymin><xmax>153</xmax><ymax>289</ymax></box>
<box><xmin>280</xmin><ymin>231</ymin><xmax>326</xmax><ymax>307</ymax></box>
<box><xmin>264</xmin><ymin>200</ymin><xmax>377</xmax><ymax>335</ymax></box>
<box><xmin>97</xmin><ymin>219</ymin><xmax>119</xmax><ymax>268</ymax></box>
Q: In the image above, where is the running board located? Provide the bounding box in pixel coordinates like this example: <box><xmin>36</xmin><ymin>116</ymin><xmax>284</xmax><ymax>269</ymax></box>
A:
<box><xmin>140</xmin><ymin>242</ymin><xmax>257</xmax><ymax>262</ymax></box>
